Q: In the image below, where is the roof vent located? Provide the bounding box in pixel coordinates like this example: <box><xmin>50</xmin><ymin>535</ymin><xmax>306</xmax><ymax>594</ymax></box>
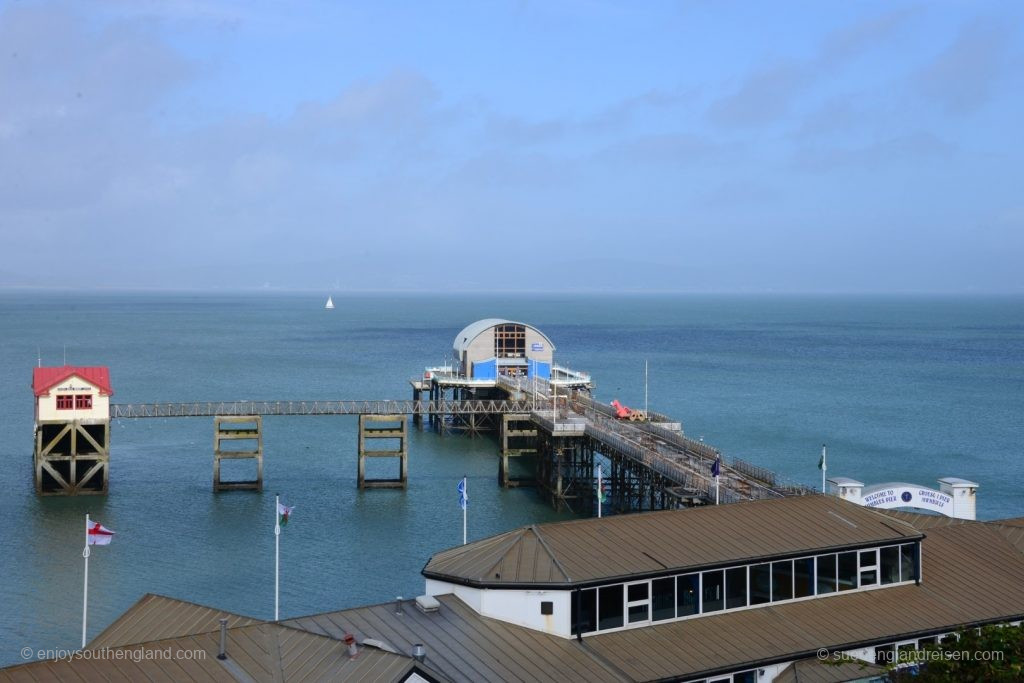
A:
<box><xmin>412</xmin><ymin>643</ymin><xmax>426</xmax><ymax>662</ymax></box>
<box><xmin>217</xmin><ymin>618</ymin><xmax>228</xmax><ymax>660</ymax></box>
<box><xmin>415</xmin><ymin>595</ymin><xmax>440</xmax><ymax>613</ymax></box>
<box><xmin>343</xmin><ymin>633</ymin><xmax>359</xmax><ymax>659</ymax></box>
<box><xmin>395</xmin><ymin>596</ymin><xmax>403</xmax><ymax>615</ymax></box>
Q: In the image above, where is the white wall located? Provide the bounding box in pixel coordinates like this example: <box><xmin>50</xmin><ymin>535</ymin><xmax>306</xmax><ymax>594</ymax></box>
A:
<box><xmin>36</xmin><ymin>376</ymin><xmax>110</xmax><ymax>422</ymax></box>
<box><xmin>425</xmin><ymin>580</ymin><xmax>573</xmax><ymax>637</ymax></box>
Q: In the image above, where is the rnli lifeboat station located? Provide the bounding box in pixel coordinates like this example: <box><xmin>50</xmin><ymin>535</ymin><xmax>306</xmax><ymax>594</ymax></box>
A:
<box><xmin>4</xmin><ymin>494</ymin><xmax>1024</xmax><ymax>682</ymax></box>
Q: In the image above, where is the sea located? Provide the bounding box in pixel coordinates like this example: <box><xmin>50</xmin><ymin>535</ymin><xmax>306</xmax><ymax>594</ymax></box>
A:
<box><xmin>0</xmin><ymin>291</ymin><xmax>1022</xmax><ymax>665</ymax></box>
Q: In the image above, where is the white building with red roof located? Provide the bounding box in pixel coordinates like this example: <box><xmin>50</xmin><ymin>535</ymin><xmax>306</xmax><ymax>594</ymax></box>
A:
<box><xmin>33</xmin><ymin>365</ymin><xmax>113</xmax><ymax>422</ymax></box>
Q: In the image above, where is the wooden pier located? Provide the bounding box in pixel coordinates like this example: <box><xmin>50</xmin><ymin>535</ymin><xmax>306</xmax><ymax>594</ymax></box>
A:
<box><xmin>33</xmin><ymin>370</ymin><xmax>811</xmax><ymax>511</ymax></box>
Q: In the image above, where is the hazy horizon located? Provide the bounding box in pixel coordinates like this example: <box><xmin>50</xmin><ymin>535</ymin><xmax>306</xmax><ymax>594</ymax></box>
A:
<box><xmin>1</xmin><ymin>1</ymin><xmax>1022</xmax><ymax>293</ymax></box>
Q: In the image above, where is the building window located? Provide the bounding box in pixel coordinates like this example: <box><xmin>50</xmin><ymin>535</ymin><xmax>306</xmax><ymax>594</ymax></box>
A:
<box><xmin>880</xmin><ymin>546</ymin><xmax>901</xmax><ymax>584</ymax></box>
<box><xmin>573</xmin><ymin>589</ymin><xmax>597</xmax><ymax>635</ymax></box>
<box><xmin>626</xmin><ymin>582</ymin><xmax>649</xmax><ymax>624</ymax></box>
<box><xmin>540</xmin><ymin>601</ymin><xmax>553</xmax><ymax>615</ymax></box>
<box><xmin>859</xmin><ymin>549</ymin><xmax>879</xmax><ymax>587</ymax></box>
<box><xmin>651</xmin><ymin>577</ymin><xmax>675</xmax><ymax>621</ymax></box>
<box><xmin>56</xmin><ymin>395</ymin><xmax>74</xmax><ymax>410</ymax></box>
<box><xmin>598</xmin><ymin>584</ymin><xmax>624</xmax><ymax>630</ymax></box>
<box><xmin>494</xmin><ymin>324</ymin><xmax>526</xmax><ymax>359</ymax></box>
<box><xmin>75</xmin><ymin>394</ymin><xmax>93</xmax><ymax>410</ymax></box>
<box><xmin>838</xmin><ymin>551</ymin><xmax>858</xmax><ymax>591</ymax></box>
<box><xmin>725</xmin><ymin>566</ymin><xmax>747</xmax><ymax>609</ymax></box>
<box><xmin>677</xmin><ymin>574</ymin><xmax>699</xmax><ymax>616</ymax></box>
<box><xmin>794</xmin><ymin>557</ymin><xmax>815</xmax><ymax>598</ymax></box>
<box><xmin>750</xmin><ymin>563</ymin><xmax>771</xmax><ymax>604</ymax></box>
<box><xmin>874</xmin><ymin>644</ymin><xmax>895</xmax><ymax>665</ymax></box>
<box><xmin>900</xmin><ymin>543</ymin><xmax>916</xmax><ymax>582</ymax></box>
<box><xmin>817</xmin><ymin>554</ymin><xmax>837</xmax><ymax>594</ymax></box>
<box><xmin>702</xmin><ymin>570</ymin><xmax>724</xmax><ymax>613</ymax></box>
<box><xmin>772</xmin><ymin>560</ymin><xmax>793</xmax><ymax>601</ymax></box>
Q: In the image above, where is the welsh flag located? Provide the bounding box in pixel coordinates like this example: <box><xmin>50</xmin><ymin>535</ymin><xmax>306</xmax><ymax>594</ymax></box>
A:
<box><xmin>277</xmin><ymin>502</ymin><xmax>294</xmax><ymax>527</ymax></box>
<box><xmin>87</xmin><ymin>521</ymin><xmax>115</xmax><ymax>546</ymax></box>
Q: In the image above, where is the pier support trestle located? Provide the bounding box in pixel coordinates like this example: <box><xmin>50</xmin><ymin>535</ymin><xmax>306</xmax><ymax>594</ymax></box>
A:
<box><xmin>34</xmin><ymin>419</ymin><xmax>110</xmax><ymax>495</ymax></box>
<box><xmin>499</xmin><ymin>413</ymin><xmax>537</xmax><ymax>487</ymax></box>
<box><xmin>213</xmin><ymin>416</ymin><xmax>263</xmax><ymax>492</ymax></box>
<box><xmin>358</xmin><ymin>414</ymin><xmax>408</xmax><ymax>489</ymax></box>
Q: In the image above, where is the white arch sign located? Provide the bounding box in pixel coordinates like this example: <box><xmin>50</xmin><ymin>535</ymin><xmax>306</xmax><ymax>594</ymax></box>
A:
<box><xmin>860</xmin><ymin>483</ymin><xmax>953</xmax><ymax>515</ymax></box>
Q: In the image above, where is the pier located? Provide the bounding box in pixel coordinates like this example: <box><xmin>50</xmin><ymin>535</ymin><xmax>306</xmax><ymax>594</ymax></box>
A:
<box><xmin>31</xmin><ymin>318</ymin><xmax>812</xmax><ymax>511</ymax></box>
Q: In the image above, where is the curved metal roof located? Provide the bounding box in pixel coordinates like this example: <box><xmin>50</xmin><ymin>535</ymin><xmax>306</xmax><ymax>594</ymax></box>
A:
<box><xmin>453</xmin><ymin>318</ymin><xmax>555</xmax><ymax>354</ymax></box>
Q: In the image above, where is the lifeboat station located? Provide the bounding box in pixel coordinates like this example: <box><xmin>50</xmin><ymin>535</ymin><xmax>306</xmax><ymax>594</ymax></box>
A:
<box><xmin>4</xmin><ymin>494</ymin><xmax>1023</xmax><ymax>682</ymax></box>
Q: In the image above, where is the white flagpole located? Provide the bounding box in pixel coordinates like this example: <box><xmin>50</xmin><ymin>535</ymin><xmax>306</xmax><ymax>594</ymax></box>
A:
<box><xmin>715</xmin><ymin>474</ymin><xmax>720</xmax><ymax>505</ymax></box>
<box><xmin>462</xmin><ymin>477</ymin><xmax>467</xmax><ymax>546</ymax></box>
<box><xmin>82</xmin><ymin>513</ymin><xmax>90</xmax><ymax>648</ymax></box>
<box><xmin>274</xmin><ymin>494</ymin><xmax>280</xmax><ymax>622</ymax></box>
<box><xmin>821</xmin><ymin>444</ymin><xmax>827</xmax><ymax>493</ymax></box>
<box><xmin>597</xmin><ymin>463</ymin><xmax>603</xmax><ymax>518</ymax></box>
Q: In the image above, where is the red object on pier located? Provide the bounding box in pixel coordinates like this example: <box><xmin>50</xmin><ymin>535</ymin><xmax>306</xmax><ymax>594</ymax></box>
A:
<box><xmin>32</xmin><ymin>366</ymin><xmax>113</xmax><ymax>397</ymax></box>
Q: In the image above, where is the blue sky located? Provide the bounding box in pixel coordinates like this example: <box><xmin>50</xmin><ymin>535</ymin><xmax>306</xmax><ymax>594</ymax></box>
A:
<box><xmin>1</xmin><ymin>0</ymin><xmax>1022</xmax><ymax>292</ymax></box>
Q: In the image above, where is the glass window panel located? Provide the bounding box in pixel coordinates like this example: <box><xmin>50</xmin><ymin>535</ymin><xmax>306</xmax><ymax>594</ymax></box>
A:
<box><xmin>918</xmin><ymin>636</ymin><xmax>937</xmax><ymax>648</ymax></box>
<box><xmin>874</xmin><ymin>644</ymin><xmax>895</xmax><ymax>665</ymax></box>
<box><xmin>880</xmin><ymin>546</ymin><xmax>900</xmax><ymax>584</ymax></box>
<box><xmin>771</xmin><ymin>560</ymin><xmax>793</xmax><ymax>601</ymax></box>
<box><xmin>838</xmin><ymin>551</ymin><xmax>858</xmax><ymax>591</ymax></box>
<box><xmin>860</xmin><ymin>570</ymin><xmax>878</xmax><ymax>587</ymax></box>
<box><xmin>677</xmin><ymin>574</ymin><xmax>699</xmax><ymax>616</ymax></box>
<box><xmin>628</xmin><ymin>603</ymin><xmax>648</xmax><ymax>623</ymax></box>
<box><xmin>573</xmin><ymin>588</ymin><xmax>596</xmax><ymax>635</ymax></box>
<box><xmin>733</xmin><ymin>672</ymin><xmax>756</xmax><ymax>683</ymax></box>
<box><xmin>627</xmin><ymin>583</ymin><xmax>648</xmax><ymax>602</ymax></box>
<box><xmin>750</xmin><ymin>563</ymin><xmax>771</xmax><ymax>604</ymax></box>
<box><xmin>598</xmin><ymin>585</ymin><xmax>624</xmax><ymax>630</ymax></box>
<box><xmin>859</xmin><ymin>549</ymin><xmax>877</xmax><ymax>568</ymax></box>
<box><xmin>725</xmin><ymin>567</ymin><xmax>747</xmax><ymax>609</ymax></box>
<box><xmin>793</xmin><ymin>557</ymin><xmax>814</xmax><ymax>598</ymax></box>
<box><xmin>702</xmin><ymin>570</ymin><xmax>724</xmax><ymax>613</ymax></box>
<box><xmin>651</xmin><ymin>577</ymin><xmax>675</xmax><ymax>621</ymax></box>
<box><xmin>816</xmin><ymin>555</ymin><xmax>837</xmax><ymax>595</ymax></box>
<box><xmin>900</xmin><ymin>543</ymin><xmax>915</xmax><ymax>582</ymax></box>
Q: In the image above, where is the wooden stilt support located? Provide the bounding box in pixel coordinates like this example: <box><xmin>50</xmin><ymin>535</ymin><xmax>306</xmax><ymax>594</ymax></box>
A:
<box><xmin>213</xmin><ymin>416</ymin><xmax>263</xmax><ymax>492</ymax></box>
<box><xmin>358</xmin><ymin>414</ymin><xmax>408</xmax><ymax>489</ymax></box>
<box><xmin>499</xmin><ymin>413</ymin><xmax>537</xmax><ymax>488</ymax></box>
<box><xmin>34</xmin><ymin>419</ymin><xmax>110</xmax><ymax>495</ymax></box>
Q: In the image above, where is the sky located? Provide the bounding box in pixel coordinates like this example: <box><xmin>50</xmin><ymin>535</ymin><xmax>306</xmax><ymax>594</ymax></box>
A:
<box><xmin>0</xmin><ymin>0</ymin><xmax>1022</xmax><ymax>293</ymax></box>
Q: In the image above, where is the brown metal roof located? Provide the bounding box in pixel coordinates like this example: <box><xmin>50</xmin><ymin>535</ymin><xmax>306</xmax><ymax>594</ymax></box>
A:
<box><xmin>283</xmin><ymin>596</ymin><xmax>627</xmax><ymax>683</ymax></box>
<box><xmin>583</xmin><ymin>521</ymin><xmax>1024</xmax><ymax>681</ymax></box>
<box><xmin>3</xmin><ymin>622</ymin><xmax>422</xmax><ymax>683</ymax></box>
<box><xmin>88</xmin><ymin>593</ymin><xmax>261</xmax><ymax>649</ymax></box>
<box><xmin>425</xmin><ymin>495</ymin><xmax>922</xmax><ymax>587</ymax></box>
<box><xmin>773</xmin><ymin>656</ymin><xmax>885</xmax><ymax>683</ymax></box>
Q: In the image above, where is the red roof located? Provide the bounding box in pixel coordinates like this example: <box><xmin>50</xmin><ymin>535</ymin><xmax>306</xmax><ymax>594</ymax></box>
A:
<box><xmin>33</xmin><ymin>366</ymin><xmax>113</xmax><ymax>397</ymax></box>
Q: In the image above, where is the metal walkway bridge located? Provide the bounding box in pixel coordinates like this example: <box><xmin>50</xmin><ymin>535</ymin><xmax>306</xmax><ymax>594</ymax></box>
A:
<box><xmin>109</xmin><ymin>399</ymin><xmax>533</xmax><ymax>419</ymax></box>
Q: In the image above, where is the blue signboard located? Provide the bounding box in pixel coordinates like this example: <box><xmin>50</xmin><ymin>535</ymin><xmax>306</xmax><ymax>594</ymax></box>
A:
<box><xmin>531</xmin><ymin>343</ymin><xmax>544</xmax><ymax>351</ymax></box>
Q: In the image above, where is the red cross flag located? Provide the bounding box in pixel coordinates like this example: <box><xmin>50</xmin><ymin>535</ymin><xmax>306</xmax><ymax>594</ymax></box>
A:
<box><xmin>87</xmin><ymin>521</ymin><xmax>115</xmax><ymax>546</ymax></box>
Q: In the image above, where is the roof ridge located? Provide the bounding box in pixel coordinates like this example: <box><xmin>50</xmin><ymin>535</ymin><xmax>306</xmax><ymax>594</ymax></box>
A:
<box><xmin>530</xmin><ymin>525</ymin><xmax>572</xmax><ymax>582</ymax></box>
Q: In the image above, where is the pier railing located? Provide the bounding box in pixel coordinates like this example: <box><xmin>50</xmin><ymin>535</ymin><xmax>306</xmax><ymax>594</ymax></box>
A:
<box><xmin>110</xmin><ymin>399</ymin><xmax>535</xmax><ymax>418</ymax></box>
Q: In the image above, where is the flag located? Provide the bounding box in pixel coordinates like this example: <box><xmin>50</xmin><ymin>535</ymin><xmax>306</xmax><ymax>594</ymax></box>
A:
<box><xmin>277</xmin><ymin>502</ymin><xmax>294</xmax><ymax>527</ymax></box>
<box><xmin>711</xmin><ymin>456</ymin><xmax>721</xmax><ymax>478</ymax></box>
<box><xmin>818</xmin><ymin>444</ymin><xmax>827</xmax><ymax>470</ymax></box>
<box><xmin>457</xmin><ymin>478</ymin><xmax>468</xmax><ymax>510</ymax></box>
<box><xmin>87</xmin><ymin>521</ymin><xmax>114</xmax><ymax>546</ymax></box>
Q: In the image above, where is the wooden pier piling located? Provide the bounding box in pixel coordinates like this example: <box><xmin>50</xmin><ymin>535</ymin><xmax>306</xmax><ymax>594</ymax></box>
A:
<box><xmin>213</xmin><ymin>416</ymin><xmax>263</xmax><ymax>491</ymax></box>
<box><xmin>357</xmin><ymin>414</ymin><xmax>408</xmax><ymax>489</ymax></box>
<box><xmin>498</xmin><ymin>413</ymin><xmax>538</xmax><ymax>487</ymax></box>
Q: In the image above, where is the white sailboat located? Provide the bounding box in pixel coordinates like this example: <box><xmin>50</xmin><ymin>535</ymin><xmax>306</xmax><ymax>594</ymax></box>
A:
<box><xmin>325</xmin><ymin>296</ymin><xmax>335</xmax><ymax>310</ymax></box>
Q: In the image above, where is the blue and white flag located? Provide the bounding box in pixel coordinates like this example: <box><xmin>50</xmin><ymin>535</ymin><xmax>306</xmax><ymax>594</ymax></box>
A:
<box><xmin>711</xmin><ymin>456</ymin><xmax>721</xmax><ymax>478</ymax></box>
<box><xmin>457</xmin><ymin>477</ymin><xmax>468</xmax><ymax>510</ymax></box>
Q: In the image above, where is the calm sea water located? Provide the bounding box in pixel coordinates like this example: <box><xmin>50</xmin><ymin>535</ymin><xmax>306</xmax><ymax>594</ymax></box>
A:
<box><xmin>0</xmin><ymin>292</ymin><xmax>1022</xmax><ymax>664</ymax></box>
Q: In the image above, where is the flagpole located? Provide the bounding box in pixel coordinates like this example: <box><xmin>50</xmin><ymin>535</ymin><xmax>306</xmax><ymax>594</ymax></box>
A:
<box><xmin>462</xmin><ymin>476</ymin><xmax>467</xmax><ymax>545</ymax></box>
<box><xmin>821</xmin><ymin>444</ymin><xmax>827</xmax><ymax>493</ymax></box>
<box><xmin>715</xmin><ymin>474</ymin><xmax>720</xmax><ymax>505</ymax></box>
<box><xmin>274</xmin><ymin>494</ymin><xmax>280</xmax><ymax>622</ymax></box>
<box><xmin>597</xmin><ymin>463</ymin><xmax>603</xmax><ymax>518</ymax></box>
<box><xmin>82</xmin><ymin>513</ymin><xmax>90</xmax><ymax>649</ymax></box>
